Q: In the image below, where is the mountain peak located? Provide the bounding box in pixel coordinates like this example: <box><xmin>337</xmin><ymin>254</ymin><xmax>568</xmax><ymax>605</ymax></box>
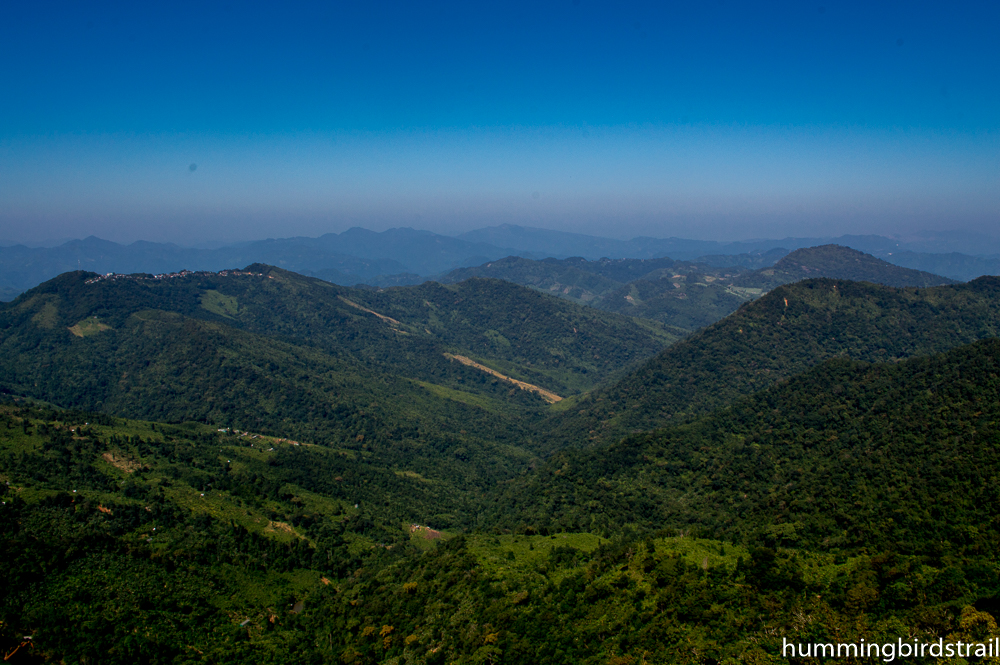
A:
<box><xmin>736</xmin><ymin>244</ymin><xmax>957</xmax><ymax>290</ymax></box>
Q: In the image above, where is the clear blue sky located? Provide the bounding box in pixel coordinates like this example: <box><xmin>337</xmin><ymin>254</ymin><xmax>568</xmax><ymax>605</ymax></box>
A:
<box><xmin>1</xmin><ymin>0</ymin><xmax>997</xmax><ymax>244</ymax></box>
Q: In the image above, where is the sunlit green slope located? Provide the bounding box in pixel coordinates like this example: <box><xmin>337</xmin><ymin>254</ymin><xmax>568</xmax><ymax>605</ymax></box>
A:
<box><xmin>0</xmin><ymin>266</ymin><xmax>676</xmax><ymax>462</ymax></box>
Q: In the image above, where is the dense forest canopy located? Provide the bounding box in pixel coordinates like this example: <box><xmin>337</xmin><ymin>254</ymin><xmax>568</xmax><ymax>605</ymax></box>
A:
<box><xmin>1</xmin><ymin>262</ymin><xmax>999</xmax><ymax>663</ymax></box>
<box><xmin>542</xmin><ymin>275</ymin><xmax>1000</xmax><ymax>450</ymax></box>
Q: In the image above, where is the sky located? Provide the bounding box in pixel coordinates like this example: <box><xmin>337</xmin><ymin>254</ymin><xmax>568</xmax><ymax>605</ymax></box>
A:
<box><xmin>1</xmin><ymin>0</ymin><xmax>998</xmax><ymax>246</ymax></box>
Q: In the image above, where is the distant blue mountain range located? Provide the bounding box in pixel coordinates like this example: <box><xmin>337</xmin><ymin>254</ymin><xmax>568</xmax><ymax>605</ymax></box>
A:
<box><xmin>2</xmin><ymin>224</ymin><xmax>998</xmax><ymax>301</ymax></box>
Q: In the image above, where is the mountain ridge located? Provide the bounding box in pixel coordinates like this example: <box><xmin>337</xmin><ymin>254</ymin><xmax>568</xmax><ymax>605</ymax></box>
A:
<box><xmin>490</xmin><ymin>336</ymin><xmax>1000</xmax><ymax>553</ymax></box>
<box><xmin>734</xmin><ymin>244</ymin><xmax>957</xmax><ymax>289</ymax></box>
<box><xmin>441</xmin><ymin>245</ymin><xmax>960</xmax><ymax>335</ymax></box>
<box><xmin>540</xmin><ymin>275</ymin><xmax>1000</xmax><ymax>450</ymax></box>
<box><xmin>0</xmin><ymin>266</ymin><xmax>676</xmax><ymax>471</ymax></box>
<box><xmin>4</xmin><ymin>226</ymin><xmax>997</xmax><ymax>302</ymax></box>
<box><xmin>5</xmin><ymin>262</ymin><xmax>1000</xmax><ymax>662</ymax></box>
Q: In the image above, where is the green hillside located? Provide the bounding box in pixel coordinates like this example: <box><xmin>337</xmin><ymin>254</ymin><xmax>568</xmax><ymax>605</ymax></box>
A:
<box><xmin>5</xmin><ymin>265</ymin><xmax>1000</xmax><ymax>664</ymax></box>
<box><xmin>0</xmin><ymin>267</ymin><xmax>673</xmax><ymax>402</ymax></box>
<box><xmin>543</xmin><ymin>276</ymin><xmax>1000</xmax><ymax>449</ymax></box>
<box><xmin>443</xmin><ymin>256</ymin><xmax>755</xmax><ymax>332</ymax></box>
<box><xmin>350</xmin><ymin>277</ymin><xmax>676</xmax><ymax>394</ymax></box>
<box><xmin>491</xmin><ymin>337</ymin><xmax>1000</xmax><ymax>550</ymax></box>
<box><xmin>734</xmin><ymin>244</ymin><xmax>957</xmax><ymax>290</ymax></box>
<box><xmin>0</xmin><ymin>267</ymin><xmax>680</xmax><ymax>532</ymax></box>
<box><xmin>5</xmin><ymin>341</ymin><xmax>1000</xmax><ymax>663</ymax></box>
<box><xmin>0</xmin><ymin>275</ymin><xmax>534</xmax><ymax>505</ymax></box>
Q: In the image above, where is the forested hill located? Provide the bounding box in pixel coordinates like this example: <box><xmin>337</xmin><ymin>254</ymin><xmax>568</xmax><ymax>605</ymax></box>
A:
<box><xmin>7</xmin><ymin>268</ymin><xmax>1000</xmax><ymax>663</ymax></box>
<box><xmin>442</xmin><ymin>256</ymin><xmax>755</xmax><ymax>332</ymax></box>
<box><xmin>350</xmin><ymin>277</ymin><xmax>676</xmax><ymax>394</ymax></box>
<box><xmin>489</xmin><ymin>337</ymin><xmax>1000</xmax><ymax>556</ymax></box>
<box><xmin>541</xmin><ymin>275</ymin><xmax>1000</xmax><ymax>450</ymax></box>
<box><xmin>441</xmin><ymin>247</ymin><xmax>958</xmax><ymax>337</ymax></box>
<box><xmin>441</xmin><ymin>256</ymin><xmax>624</xmax><ymax>304</ymax></box>
<box><xmin>0</xmin><ymin>266</ymin><xmax>677</xmax><ymax>528</ymax></box>
<box><xmin>0</xmin><ymin>265</ymin><xmax>674</xmax><ymax>400</ymax></box>
<box><xmin>7</xmin><ymin>344</ymin><xmax>1000</xmax><ymax>663</ymax></box>
<box><xmin>734</xmin><ymin>244</ymin><xmax>957</xmax><ymax>290</ymax></box>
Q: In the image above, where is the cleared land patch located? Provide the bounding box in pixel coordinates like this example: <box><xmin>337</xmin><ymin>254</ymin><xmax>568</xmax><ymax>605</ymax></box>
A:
<box><xmin>443</xmin><ymin>353</ymin><xmax>563</xmax><ymax>403</ymax></box>
<box><xmin>338</xmin><ymin>296</ymin><xmax>403</xmax><ymax>326</ymax></box>
<box><xmin>200</xmin><ymin>289</ymin><xmax>239</xmax><ymax>318</ymax></box>
<box><xmin>68</xmin><ymin>316</ymin><xmax>112</xmax><ymax>337</ymax></box>
<box><xmin>101</xmin><ymin>451</ymin><xmax>142</xmax><ymax>473</ymax></box>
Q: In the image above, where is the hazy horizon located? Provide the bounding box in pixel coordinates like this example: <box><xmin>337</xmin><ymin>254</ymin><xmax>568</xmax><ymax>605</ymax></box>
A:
<box><xmin>2</xmin><ymin>2</ymin><xmax>997</xmax><ymax>246</ymax></box>
<box><xmin>5</xmin><ymin>222</ymin><xmax>1000</xmax><ymax>259</ymax></box>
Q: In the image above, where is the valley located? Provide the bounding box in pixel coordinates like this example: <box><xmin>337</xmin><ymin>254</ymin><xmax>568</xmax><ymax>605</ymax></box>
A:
<box><xmin>2</xmin><ymin>250</ymin><xmax>999</xmax><ymax>664</ymax></box>
<box><xmin>8</xmin><ymin>0</ymin><xmax>999</xmax><ymax>659</ymax></box>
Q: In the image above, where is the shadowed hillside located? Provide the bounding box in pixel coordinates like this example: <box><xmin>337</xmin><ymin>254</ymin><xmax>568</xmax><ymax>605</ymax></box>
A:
<box><xmin>542</xmin><ymin>276</ymin><xmax>1000</xmax><ymax>450</ymax></box>
<box><xmin>490</xmin><ymin>338</ymin><xmax>1000</xmax><ymax>554</ymax></box>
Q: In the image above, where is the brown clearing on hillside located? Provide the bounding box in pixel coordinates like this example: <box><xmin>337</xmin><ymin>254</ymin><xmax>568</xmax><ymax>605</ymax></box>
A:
<box><xmin>67</xmin><ymin>317</ymin><xmax>112</xmax><ymax>337</ymax></box>
<box><xmin>102</xmin><ymin>451</ymin><xmax>142</xmax><ymax>473</ymax></box>
<box><xmin>338</xmin><ymin>296</ymin><xmax>403</xmax><ymax>326</ymax></box>
<box><xmin>410</xmin><ymin>524</ymin><xmax>442</xmax><ymax>540</ymax></box>
<box><xmin>443</xmin><ymin>353</ymin><xmax>563</xmax><ymax>403</ymax></box>
<box><xmin>265</xmin><ymin>521</ymin><xmax>297</xmax><ymax>536</ymax></box>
